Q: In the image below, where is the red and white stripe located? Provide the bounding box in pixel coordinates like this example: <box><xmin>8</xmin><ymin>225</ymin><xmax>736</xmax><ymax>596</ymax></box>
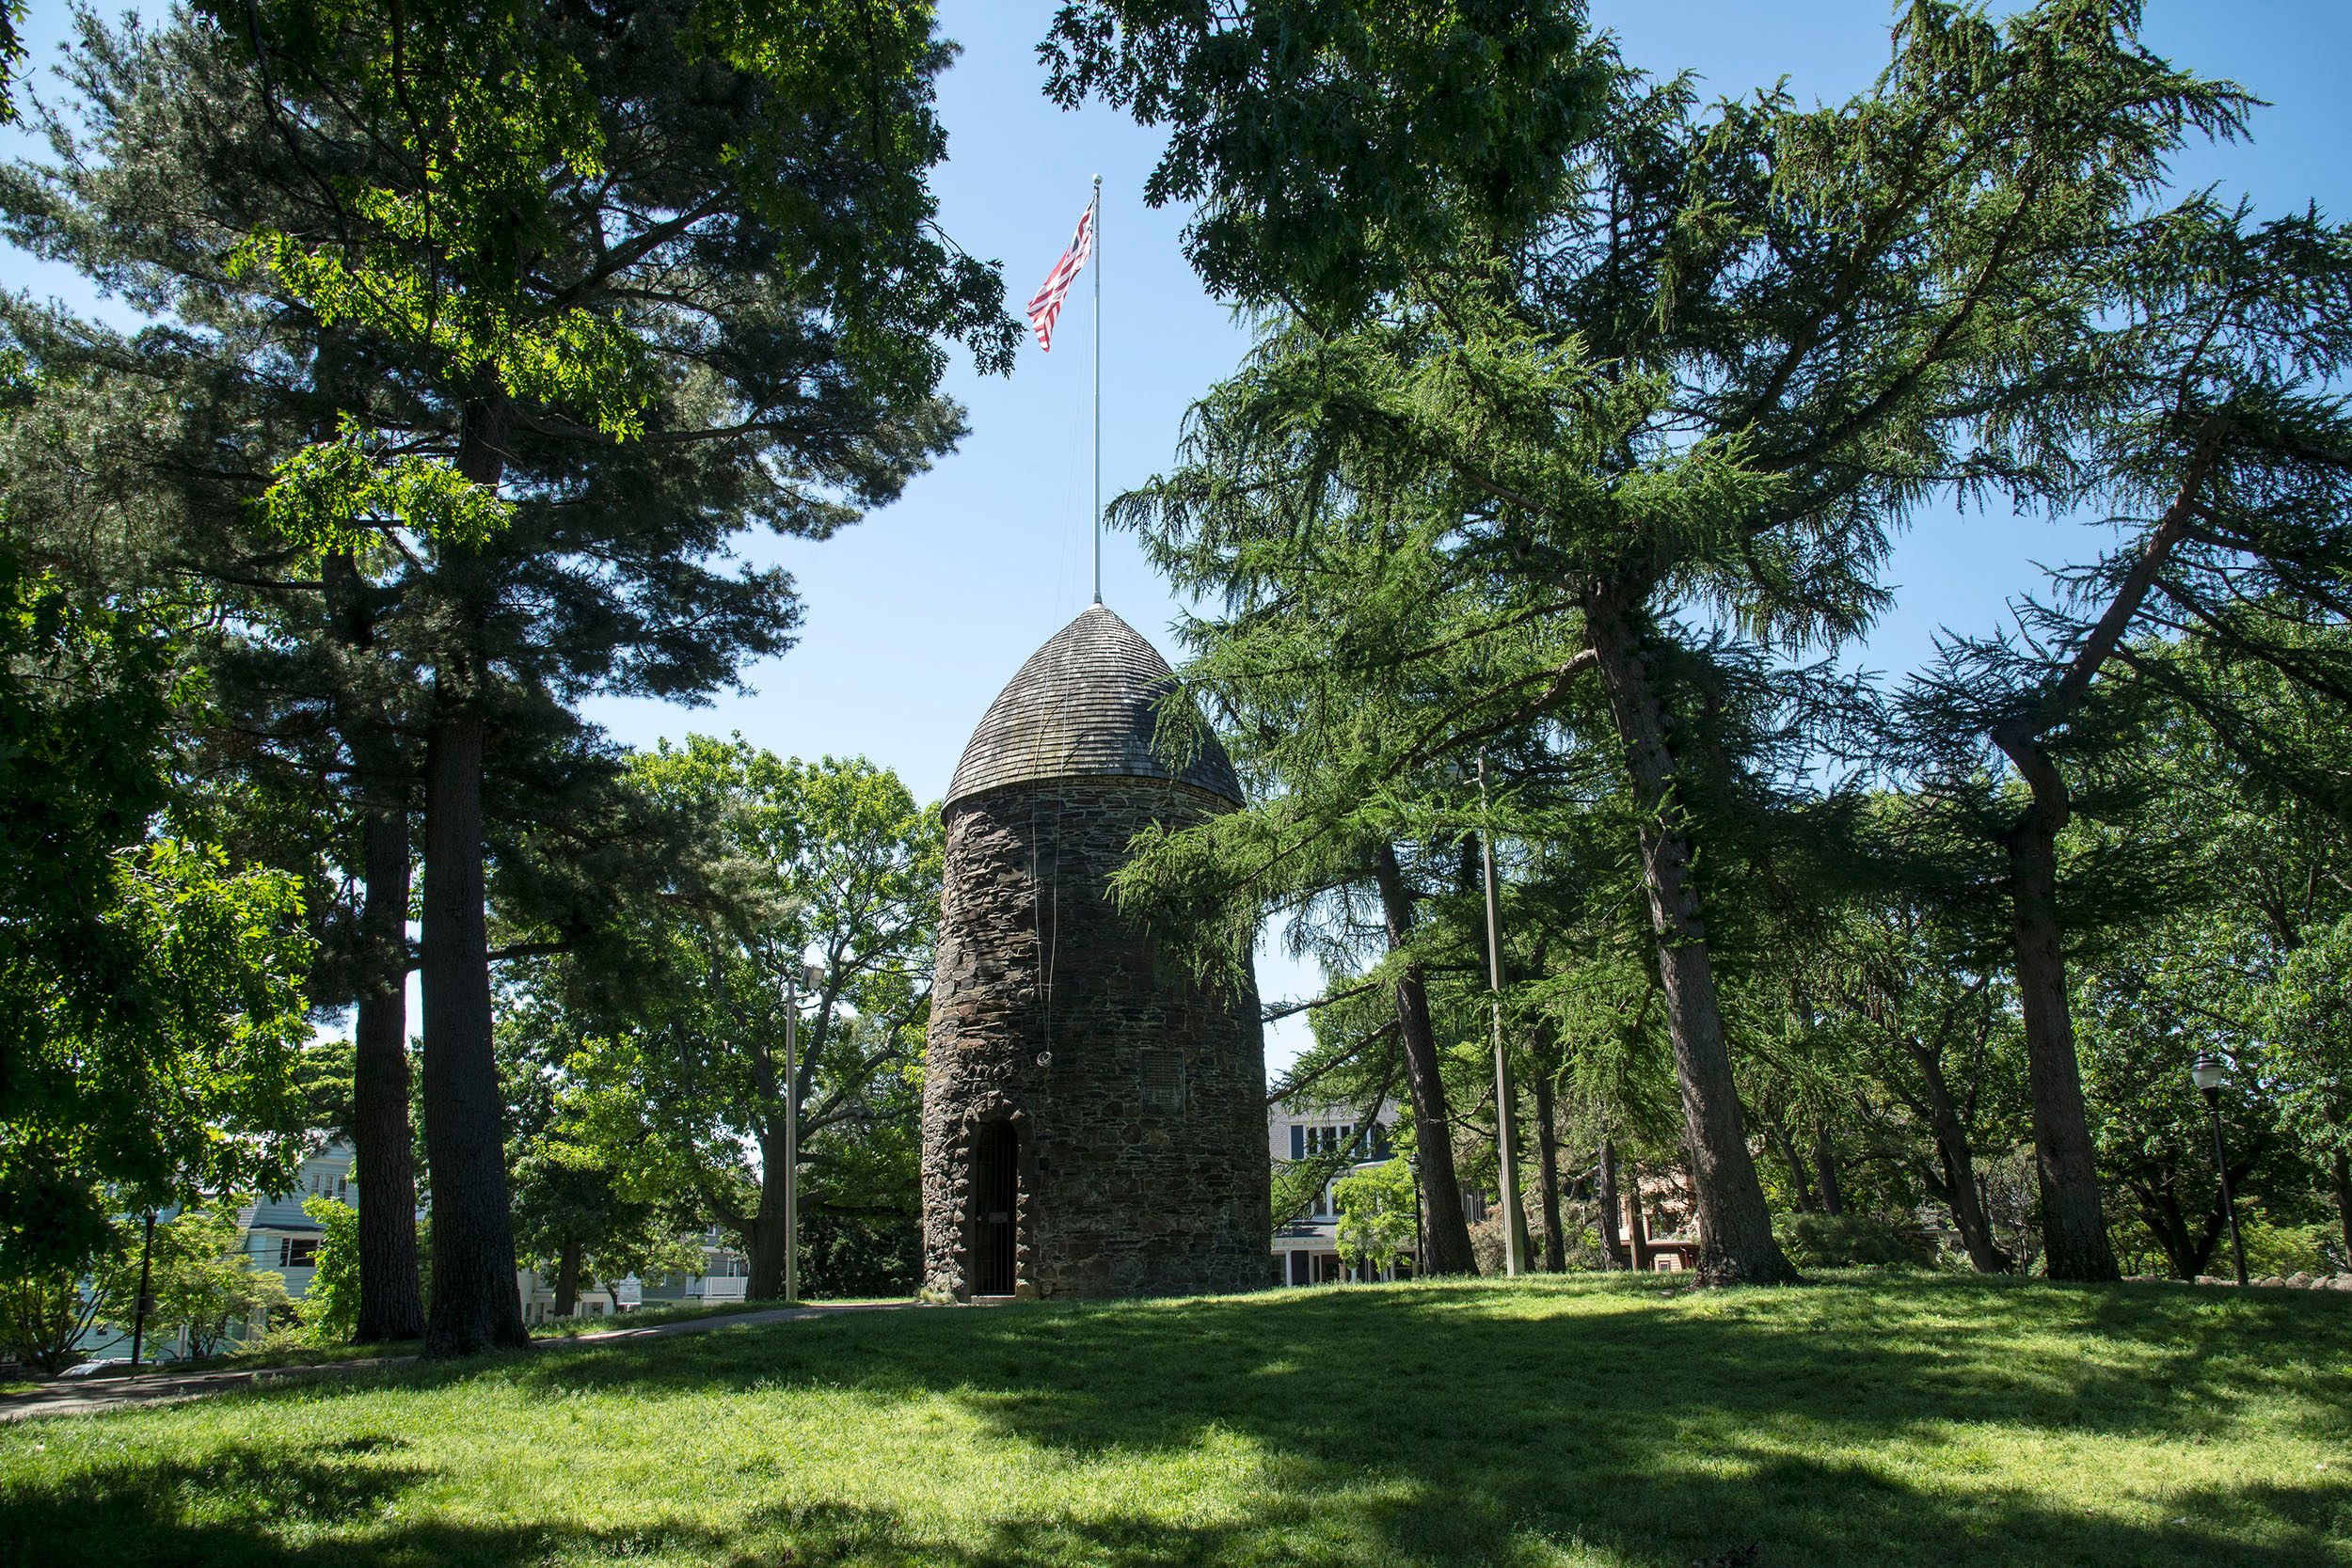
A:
<box><xmin>1025</xmin><ymin>199</ymin><xmax>1095</xmax><ymax>352</ymax></box>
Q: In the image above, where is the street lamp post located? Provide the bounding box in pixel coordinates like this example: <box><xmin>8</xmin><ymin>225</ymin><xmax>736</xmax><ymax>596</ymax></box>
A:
<box><xmin>783</xmin><ymin>960</ymin><xmax>825</xmax><ymax>1307</ymax></box>
<box><xmin>2191</xmin><ymin>1053</ymin><xmax>2249</xmax><ymax>1289</ymax></box>
<box><xmin>1410</xmin><ymin>1150</ymin><xmax>1424</xmax><ymax>1281</ymax></box>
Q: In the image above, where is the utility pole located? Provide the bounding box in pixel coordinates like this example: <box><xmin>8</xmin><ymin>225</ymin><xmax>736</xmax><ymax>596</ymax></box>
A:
<box><xmin>129</xmin><ymin>1209</ymin><xmax>157</xmax><ymax>1367</ymax></box>
<box><xmin>1479</xmin><ymin>753</ymin><xmax>1531</xmax><ymax>1276</ymax></box>
<box><xmin>784</xmin><ymin>970</ymin><xmax>801</xmax><ymax>1306</ymax></box>
<box><xmin>783</xmin><ymin>959</ymin><xmax>826</xmax><ymax>1307</ymax></box>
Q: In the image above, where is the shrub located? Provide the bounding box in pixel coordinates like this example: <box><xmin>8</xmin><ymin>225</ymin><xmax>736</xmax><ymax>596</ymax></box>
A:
<box><xmin>1775</xmin><ymin>1212</ymin><xmax>1934</xmax><ymax>1269</ymax></box>
<box><xmin>145</xmin><ymin>1207</ymin><xmax>291</xmax><ymax>1356</ymax></box>
<box><xmin>296</xmin><ymin>1196</ymin><xmax>360</xmax><ymax>1343</ymax></box>
<box><xmin>1332</xmin><ymin>1160</ymin><xmax>1417</xmax><ymax>1275</ymax></box>
<box><xmin>2239</xmin><ymin>1215</ymin><xmax>2338</xmax><ymax>1278</ymax></box>
<box><xmin>801</xmin><ymin>1213</ymin><xmax>919</xmax><ymax>1298</ymax></box>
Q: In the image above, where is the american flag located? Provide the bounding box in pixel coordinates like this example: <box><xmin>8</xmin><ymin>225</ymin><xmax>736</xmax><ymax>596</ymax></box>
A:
<box><xmin>1025</xmin><ymin>198</ymin><xmax>1095</xmax><ymax>352</ymax></box>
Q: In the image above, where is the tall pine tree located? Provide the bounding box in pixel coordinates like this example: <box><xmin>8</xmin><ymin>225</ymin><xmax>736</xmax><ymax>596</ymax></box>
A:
<box><xmin>8</xmin><ymin>1</ymin><xmax>1013</xmax><ymax>1354</ymax></box>
<box><xmin>1053</xmin><ymin>0</ymin><xmax>2247</xmax><ymax>1281</ymax></box>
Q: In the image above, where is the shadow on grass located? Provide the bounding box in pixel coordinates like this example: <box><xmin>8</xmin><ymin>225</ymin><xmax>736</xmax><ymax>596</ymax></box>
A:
<box><xmin>5</xmin><ymin>1275</ymin><xmax>2346</xmax><ymax>1567</ymax></box>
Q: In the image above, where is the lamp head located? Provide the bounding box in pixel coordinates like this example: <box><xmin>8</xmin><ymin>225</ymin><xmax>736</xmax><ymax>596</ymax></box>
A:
<box><xmin>2190</xmin><ymin>1053</ymin><xmax>2229</xmax><ymax>1094</ymax></box>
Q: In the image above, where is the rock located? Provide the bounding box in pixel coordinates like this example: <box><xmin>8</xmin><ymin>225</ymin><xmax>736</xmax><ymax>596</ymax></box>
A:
<box><xmin>2287</xmin><ymin>1272</ymin><xmax>2317</xmax><ymax>1289</ymax></box>
<box><xmin>2328</xmin><ymin>1275</ymin><xmax>2352</xmax><ymax>1291</ymax></box>
<box><xmin>2259</xmin><ymin>1275</ymin><xmax>2288</xmax><ymax>1288</ymax></box>
<box><xmin>2195</xmin><ymin>1275</ymin><xmax>2226</xmax><ymax>1286</ymax></box>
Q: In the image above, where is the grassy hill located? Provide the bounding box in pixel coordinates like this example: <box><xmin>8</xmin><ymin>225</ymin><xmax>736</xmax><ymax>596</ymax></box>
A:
<box><xmin>3</xmin><ymin>1274</ymin><xmax>2345</xmax><ymax>1567</ymax></box>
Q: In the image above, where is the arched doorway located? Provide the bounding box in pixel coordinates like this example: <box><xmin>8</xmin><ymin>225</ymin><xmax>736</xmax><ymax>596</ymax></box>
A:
<box><xmin>969</xmin><ymin>1120</ymin><xmax>1021</xmax><ymax>1295</ymax></box>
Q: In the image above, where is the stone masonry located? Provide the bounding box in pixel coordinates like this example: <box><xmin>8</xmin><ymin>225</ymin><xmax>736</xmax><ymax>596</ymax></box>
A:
<box><xmin>921</xmin><ymin>608</ymin><xmax>1271</xmax><ymax>1298</ymax></box>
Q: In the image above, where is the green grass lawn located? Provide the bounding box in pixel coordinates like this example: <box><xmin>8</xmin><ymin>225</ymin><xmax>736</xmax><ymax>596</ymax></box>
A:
<box><xmin>2</xmin><ymin>1273</ymin><xmax>2344</xmax><ymax>1567</ymax></box>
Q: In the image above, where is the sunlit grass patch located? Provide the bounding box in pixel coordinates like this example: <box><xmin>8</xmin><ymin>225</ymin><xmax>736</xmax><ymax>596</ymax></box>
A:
<box><xmin>1</xmin><ymin>1273</ymin><xmax>2344</xmax><ymax>1567</ymax></box>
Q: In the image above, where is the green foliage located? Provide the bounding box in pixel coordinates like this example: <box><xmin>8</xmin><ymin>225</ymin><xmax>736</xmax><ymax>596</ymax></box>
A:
<box><xmin>125</xmin><ymin>1205</ymin><xmax>291</xmax><ymax>1359</ymax></box>
<box><xmin>508</xmin><ymin>1132</ymin><xmax>699</xmax><ymax>1310</ymax></box>
<box><xmin>0</xmin><ymin>2</ymin><xmax>22</xmax><ymax>124</ymax></box>
<box><xmin>1062</xmin><ymin>0</ymin><xmax>2285</xmax><ymax>1286</ymax></box>
<box><xmin>0</xmin><ymin>352</ymin><xmax>316</xmax><ymax>1278</ymax></box>
<box><xmin>2237</xmin><ymin>1216</ymin><xmax>2338</xmax><ymax>1280</ymax></box>
<box><xmin>800</xmin><ymin>1213</ymin><xmax>919</xmax><ymax>1300</ymax></box>
<box><xmin>185</xmin><ymin>0</ymin><xmax>1015</xmax><ymax>559</ymax></box>
<box><xmin>258</xmin><ymin>419</ymin><xmax>516</xmax><ymax>552</ymax></box>
<box><xmin>0</xmin><ymin>818</ymin><xmax>313</xmax><ymax>1275</ymax></box>
<box><xmin>1773</xmin><ymin>1212</ymin><xmax>1934</xmax><ymax>1270</ymax></box>
<box><xmin>0</xmin><ymin>1217</ymin><xmax>123</xmax><ymax>1373</ymax></box>
<box><xmin>292</xmin><ymin>1038</ymin><xmax>359</xmax><ymax>1148</ymax></box>
<box><xmin>1331</xmin><ymin>1158</ymin><xmax>1416</xmax><ymax>1275</ymax></box>
<box><xmin>1046</xmin><ymin>2</ymin><xmax>1609</xmax><ymax>319</ymax></box>
<box><xmin>297</xmin><ymin>1196</ymin><xmax>362</xmax><ymax>1345</ymax></box>
<box><xmin>2263</xmin><ymin>914</ymin><xmax>2352</xmax><ymax>1178</ymax></box>
<box><xmin>529</xmin><ymin>741</ymin><xmax>942</xmax><ymax>1280</ymax></box>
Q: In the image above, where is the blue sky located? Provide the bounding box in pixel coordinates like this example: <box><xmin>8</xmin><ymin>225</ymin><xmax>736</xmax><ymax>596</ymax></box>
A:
<box><xmin>7</xmin><ymin>2</ymin><xmax>2347</xmax><ymax>1061</ymax></box>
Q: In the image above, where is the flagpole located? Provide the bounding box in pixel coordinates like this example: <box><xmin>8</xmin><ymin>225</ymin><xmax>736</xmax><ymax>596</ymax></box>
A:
<box><xmin>1090</xmin><ymin>174</ymin><xmax>1103</xmax><ymax>606</ymax></box>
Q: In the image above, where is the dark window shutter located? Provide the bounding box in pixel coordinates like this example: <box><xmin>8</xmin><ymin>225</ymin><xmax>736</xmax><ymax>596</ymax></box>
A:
<box><xmin>1290</xmin><ymin>1124</ymin><xmax>1305</xmax><ymax>1160</ymax></box>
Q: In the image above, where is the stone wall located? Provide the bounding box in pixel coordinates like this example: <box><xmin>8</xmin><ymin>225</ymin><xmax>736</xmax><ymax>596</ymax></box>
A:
<box><xmin>920</xmin><ymin>776</ymin><xmax>1271</xmax><ymax>1298</ymax></box>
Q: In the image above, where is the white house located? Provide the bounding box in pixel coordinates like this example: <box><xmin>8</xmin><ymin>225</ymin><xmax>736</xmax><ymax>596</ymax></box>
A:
<box><xmin>1268</xmin><ymin>1099</ymin><xmax>1408</xmax><ymax>1286</ymax></box>
<box><xmin>234</xmin><ymin>1140</ymin><xmax>358</xmax><ymax>1301</ymax></box>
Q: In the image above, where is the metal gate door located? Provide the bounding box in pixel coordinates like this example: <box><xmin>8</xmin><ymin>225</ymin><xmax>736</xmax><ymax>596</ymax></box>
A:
<box><xmin>971</xmin><ymin>1121</ymin><xmax>1019</xmax><ymax>1295</ymax></box>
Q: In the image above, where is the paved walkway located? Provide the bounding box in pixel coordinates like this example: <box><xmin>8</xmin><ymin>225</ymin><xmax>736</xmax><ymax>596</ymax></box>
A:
<box><xmin>0</xmin><ymin>1301</ymin><xmax>909</xmax><ymax>1422</ymax></box>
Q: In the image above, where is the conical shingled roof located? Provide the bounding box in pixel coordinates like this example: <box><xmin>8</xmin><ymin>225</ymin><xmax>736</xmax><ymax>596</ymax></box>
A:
<box><xmin>945</xmin><ymin>605</ymin><xmax>1243</xmax><ymax>808</ymax></box>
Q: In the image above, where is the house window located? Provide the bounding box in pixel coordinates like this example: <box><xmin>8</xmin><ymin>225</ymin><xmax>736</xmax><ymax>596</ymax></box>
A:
<box><xmin>277</xmin><ymin>1238</ymin><xmax>320</xmax><ymax>1269</ymax></box>
<box><xmin>1369</xmin><ymin>1123</ymin><xmax>1392</xmax><ymax>1159</ymax></box>
<box><xmin>1306</xmin><ymin>1124</ymin><xmax>1351</xmax><ymax>1158</ymax></box>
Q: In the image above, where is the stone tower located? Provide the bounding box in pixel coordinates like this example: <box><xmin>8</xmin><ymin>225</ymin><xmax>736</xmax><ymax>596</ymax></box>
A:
<box><xmin>920</xmin><ymin>605</ymin><xmax>1270</xmax><ymax>1299</ymax></box>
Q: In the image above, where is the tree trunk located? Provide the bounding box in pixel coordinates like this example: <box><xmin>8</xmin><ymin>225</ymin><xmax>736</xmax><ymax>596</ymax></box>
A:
<box><xmin>325</xmin><ymin>549</ymin><xmax>428</xmax><ymax>1344</ymax></box>
<box><xmin>351</xmin><ymin>804</ymin><xmax>427</xmax><ymax>1340</ymax></box>
<box><xmin>2132</xmin><ymin>1177</ymin><xmax>2220</xmax><ymax>1279</ymax></box>
<box><xmin>1626</xmin><ymin>1168</ymin><xmax>1653</xmax><ymax>1272</ymax></box>
<box><xmin>1372</xmin><ymin>843</ymin><xmax>1478</xmax><ymax>1275</ymax></box>
<box><xmin>420</xmin><ymin>692</ymin><xmax>530</xmax><ymax>1356</ymax></box>
<box><xmin>1978</xmin><ymin>451</ymin><xmax>2213</xmax><ymax>1279</ymax></box>
<box><xmin>1998</xmin><ymin>769</ymin><xmax>2120</xmax><ymax>1282</ymax></box>
<box><xmin>1532</xmin><ymin>1069</ymin><xmax>1566</xmax><ymax>1272</ymax></box>
<box><xmin>747</xmin><ymin>1124</ymin><xmax>789</xmax><ymax>1300</ymax></box>
<box><xmin>554</xmin><ymin>1239</ymin><xmax>581</xmax><ymax>1317</ymax></box>
<box><xmin>1769</xmin><ymin>1117</ymin><xmax>1815</xmax><ymax>1211</ymax></box>
<box><xmin>1596</xmin><ymin>1137</ymin><xmax>1628</xmax><ymax>1268</ymax></box>
<box><xmin>419</xmin><ymin>395</ymin><xmax>530</xmax><ymax>1359</ymax></box>
<box><xmin>1812</xmin><ymin>1128</ymin><xmax>1845</xmax><ymax>1218</ymax></box>
<box><xmin>1911</xmin><ymin>1043</ymin><xmax>2012</xmax><ymax>1273</ymax></box>
<box><xmin>1583</xmin><ymin>594</ymin><xmax>1795</xmax><ymax>1283</ymax></box>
